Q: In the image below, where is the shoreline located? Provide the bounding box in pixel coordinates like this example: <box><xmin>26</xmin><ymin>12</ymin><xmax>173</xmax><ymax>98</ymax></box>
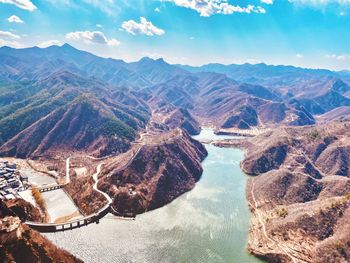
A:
<box><xmin>41</xmin><ymin>130</ymin><xmax>262</xmax><ymax>263</ymax></box>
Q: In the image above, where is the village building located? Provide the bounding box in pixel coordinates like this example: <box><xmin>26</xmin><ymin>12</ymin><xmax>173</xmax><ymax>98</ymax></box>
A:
<box><xmin>0</xmin><ymin>160</ymin><xmax>27</xmax><ymax>200</ymax></box>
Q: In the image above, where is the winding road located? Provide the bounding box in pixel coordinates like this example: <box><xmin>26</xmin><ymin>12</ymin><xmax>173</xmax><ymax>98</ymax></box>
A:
<box><xmin>66</xmin><ymin>157</ymin><xmax>70</xmax><ymax>184</ymax></box>
<box><xmin>92</xmin><ymin>163</ymin><xmax>112</xmax><ymax>204</ymax></box>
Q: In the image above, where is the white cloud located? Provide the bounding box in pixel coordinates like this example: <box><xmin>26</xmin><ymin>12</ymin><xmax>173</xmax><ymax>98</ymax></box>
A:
<box><xmin>326</xmin><ymin>54</ymin><xmax>350</xmax><ymax>61</ymax></box>
<box><xmin>261</xmin><ymin>0</ymin><xmax>273</xmax><ymax>4</ymax></box>
<box><xmin>163</xmin><ymin>0</ymin><xmax>266</xmax><ymax>17</ymax></box>
<box><xmin>0</xmin><ymin>30</ymin><xmax>20</xmax><ymax>39</ymax></box>
<box><xmin>65</xmin><ymin>31</ymin><xmax>120</xmax><ymax>46</ymax></box>
<box><xmin>8</xmin><ymin>15</ymin><xmax>24</xmax><ymax>23</ymax></box>
<box><xmin>37</xmin><ymin>40</ymin><xmax>61</xmax><ymax>48</ymax></box>
<box><xmin>0</xmin><ymin>39</ymin><xmax>22</xmax><ymax>48</ymax></box>
<box><xmin>296</xmin><ymin>53</ymin><xmax>304</xmax><ymax>58</ymax></box>
<box><xmin>96</xmin><ymin>24</ymin><xmax>103</xmax><ymax>28</ymax></box>
<box><xmin>0</xmin><ymin>0</ymin><xmax>37</xmax><ymax>11</ymax></box>
<box><xmin>121</xmin><ymin>17</ymin><xmax>165</xmax><ymax>36</ymax></box>
<box><xmin>155</xmin><ymin>7</ymin><xmax>161</xmax><ymax>12</ymax></box>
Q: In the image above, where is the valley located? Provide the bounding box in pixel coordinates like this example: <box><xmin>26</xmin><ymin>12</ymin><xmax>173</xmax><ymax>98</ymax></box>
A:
<box><xmin>0</xmin><ymin>44</ymin><xmax>350</xmax><ymax>262</ymax></box>
<box><xmin>42</xmin><ymin>129</ymin><xmax>262</xmax><ymax>263</ymax></box>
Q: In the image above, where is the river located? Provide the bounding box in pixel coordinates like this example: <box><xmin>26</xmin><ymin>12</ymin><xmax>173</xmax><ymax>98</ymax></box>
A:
<box><xmin>44</xmin><ymin>129</ymin><xmax>262</xmax><ymax>263</ymax></box>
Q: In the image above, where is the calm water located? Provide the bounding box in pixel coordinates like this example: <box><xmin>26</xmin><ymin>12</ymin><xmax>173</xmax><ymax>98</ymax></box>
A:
<box><xmin>193</xmin><ymin>128</ymin><xmax>241</xmax><ymax>141</ymax></box>
<box><xmin>44</xmin><ymin>129</ymin><xmax>261</xmax><ymax>263</ymax></box>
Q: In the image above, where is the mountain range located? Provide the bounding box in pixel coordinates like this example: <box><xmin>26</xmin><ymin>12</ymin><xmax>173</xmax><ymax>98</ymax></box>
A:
<box><xmin>0</xmin><ymin>44</ymin><xmax>350</xmax><ymax>158</ymax></box>
<box><xmin>1</xmin><ymin>44</ymin><xmax>350</xmax><ymax>263</ymax></box>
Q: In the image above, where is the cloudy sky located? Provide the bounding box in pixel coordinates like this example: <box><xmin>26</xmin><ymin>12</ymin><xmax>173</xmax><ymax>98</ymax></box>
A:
<box><xmin>0</xmin><ymin>0</ymin><xmax>350</xmax><ymax>70</ymax></box>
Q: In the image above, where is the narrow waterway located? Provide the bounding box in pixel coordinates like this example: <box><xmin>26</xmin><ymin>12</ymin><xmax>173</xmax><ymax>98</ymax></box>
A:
<box><xmin>44</xmin><ymin>129</ymin><xmax>262</xmax><ymax>263</ymax></box>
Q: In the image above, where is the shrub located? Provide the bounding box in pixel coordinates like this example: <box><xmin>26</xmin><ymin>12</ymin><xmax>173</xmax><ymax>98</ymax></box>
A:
<box><xmin>99</xmin><ymin>117</ymin><xmax>136</xmax><ymax>140</ymax></box>
<box><xmin>307</xmin><ymin>129</ymin><xmax>321</xmax><ymax>141</ymax></box>
<box><xmin>344</xmin><ymin>192</ymin><xmax>350</xmax><ymax>201</ymax></box>
<box><xmin>275</xmin><ymin>207</ymin><xmax>288</xmax><ymax>218</ymax></box>
<box><xmin>31</xmin><ymin>187</ymin><xmax>47</xmax><ymax>212</ymax></box>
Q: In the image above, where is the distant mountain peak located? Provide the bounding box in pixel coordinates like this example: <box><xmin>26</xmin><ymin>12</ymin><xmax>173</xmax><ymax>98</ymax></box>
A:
<box><xmin>0</xmin><ymin>45</ymin><xmax>12</xmax><ymax>50</ymax></box>
<box><xmin>61</xmin><ymin>43</ymin><xmax>75</xmax><ymax>49</ymax></box>
<box><xmin>139</xmin><ymin>57</ymin><xmax>154</xmax><ymax>62</ymax></box>
<box><xmin>155</xmin><ymin>58</ymin><xmax>165</xmax><ymax>63</ymax></box>
<box><xmin>138</xmin><ymin>57</ymin><xmax>167</xmax><ymax>64</ymax></box>
<box><xmin>42</xmin><ymin>43</ymin><xmax>77</xmax><ymax>52</ymax></box>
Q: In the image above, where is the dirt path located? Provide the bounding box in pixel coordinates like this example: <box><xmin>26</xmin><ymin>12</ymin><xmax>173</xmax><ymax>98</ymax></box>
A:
<box><xmin>65</xmin><ymin>157</ymin><xmax>70</xmax><ymax>184</ymax></box>
<box><xmin>92</xmin><ymin>163</ymin><xmax>112</xmax><ymax>204</ymax></box>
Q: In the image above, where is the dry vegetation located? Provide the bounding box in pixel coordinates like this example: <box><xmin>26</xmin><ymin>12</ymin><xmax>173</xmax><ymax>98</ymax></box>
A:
<box><xmin>241</xmin><ymin>120</ymin><xmax>350</xmax><ymax>262</ymax></box>
<box><xmin>31</xmin><ymin>187</ymin><xmax>50</xmax><ymax>223</ymax></box>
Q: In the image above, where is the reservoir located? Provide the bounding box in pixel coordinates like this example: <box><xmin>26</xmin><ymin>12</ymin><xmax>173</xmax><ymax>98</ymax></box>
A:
<box><xmin>44</xmin><ymin>129</ymin><xmax>262</xmax><ymax>263</ymax></box>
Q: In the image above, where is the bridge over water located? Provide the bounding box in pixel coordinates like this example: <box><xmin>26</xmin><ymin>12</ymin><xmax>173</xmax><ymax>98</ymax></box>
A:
<box><xmin>26</xmin><ymin>203</ymin><xmax>111</xmax><ymax>232</ymax></box>
<box><xmin>36</xmin><ymin>183</ymin><xmax>65</xmax><ymax>192</ymax></box>
<box><xmin>26</xmin><ymin>160</ymin><xmax>115</xmax><ymax>232</ymax></box>
<box><xmin>26</xmin><ymin>144</ymin><xmax>143</xmax><ymax>232</ymax></box>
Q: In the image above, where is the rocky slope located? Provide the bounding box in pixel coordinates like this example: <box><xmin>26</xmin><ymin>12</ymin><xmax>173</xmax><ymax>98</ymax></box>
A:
<box><xmin>99</xmin><ymin>129</ymin><xmax>207</xmax><ymax>217</ymax></box>
<box><xmin>318</xmin><ymin>106</ymin><xmax>350</xmax><ymax>123</ymax></box>
<box><xmin>0</xmin><ymin>199</ymin><xmax>44</xmax><ymax>223</ymax></box>
<box><xmin>163</xmin><ymin>108</ymin><xmax>201</xmax><ymax>135</ymax></box>
<box><xmin>0</xmin><ymin>199</ymin><xmax>81</xmax><ymax>262</ymax></box>
<box><xmin>145</xmin><ymin>72</ymin><xmax>317</xmax><ymax>129</ymax></box>
<box><xmin>222</xmin><ymin>105</ymin><xmax>258</xmax><ymax>129</ymax></box>
<box><xmin>0</xmin><ymin>216</ymin><xmax>82</xmax><ymax>263</ymax></box>
<box><xmin>0</xmin><ymin>66</ymin><xmax>150</xmax><ymax>158</ymax></box>
<box><xmin>0</xmin><ymin>94</ymin><xmax>147</xmax><ymax>158</ymax></box>
<box><xmin>240</xmin><ymin>120</ymin><xmax>350</xmax><ymax>262</ymax></box>
<box><xmin>65</xmin><ymin>175</ymin><xmax>108</xmax><ymax>215</ymax></box>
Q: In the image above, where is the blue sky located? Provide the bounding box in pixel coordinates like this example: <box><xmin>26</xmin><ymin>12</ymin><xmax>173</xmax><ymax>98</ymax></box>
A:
<box><xmin>0</xmin><ymin>0</ymin><xmax>350</xmax><ymax>70</ymax></box>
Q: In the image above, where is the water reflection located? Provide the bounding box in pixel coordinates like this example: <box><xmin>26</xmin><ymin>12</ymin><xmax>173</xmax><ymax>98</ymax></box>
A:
<box><xmin>45</xmin><ymin>130</ymin><xmax>262</xmax><ymax>263</ymax></box>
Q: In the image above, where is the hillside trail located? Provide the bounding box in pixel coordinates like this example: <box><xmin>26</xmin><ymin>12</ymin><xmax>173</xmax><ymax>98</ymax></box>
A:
<box><xmin>250</xmin><ymin>178</ymin><xmax>311</xmax><ymax>263</ymax></box>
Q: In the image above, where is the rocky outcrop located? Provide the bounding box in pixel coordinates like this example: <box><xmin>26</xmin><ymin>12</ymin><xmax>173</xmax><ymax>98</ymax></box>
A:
<box><xmin>222</xmin><ymin>105</ymin><xmax>258</xmax><ymax>129</ymax></box>
<box><xmin>0</xmin><ymin>199</ymin><xmax>81</xmax><ymax>262</ymax></box>
<box><xmin>100</xmin><ymin>129</ymin><xmax>207</xmax><ymax>217</ymax></box>
<box><xmin>0</xmin><ymin>199</ymin><xmax>44</xmax><ymax>223</ymax></box>
<box><xmin>0</xmin><ymin>216</ymin><xmax>82</xmax><ymax>263</ymax></box>
<box><xmin>241</xmin><ymin>131</ymin><xmax>289</xmax><ymax>175</ymax></box>
<box><xmin>164</xmin><ymin>108</ymin><xmax>201</xmax><ymax>135</ymax></box>
<box><xmin>0</xmin><ymin>217</ymin><xmax>22</xmax><ymax>244</ymax></box>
